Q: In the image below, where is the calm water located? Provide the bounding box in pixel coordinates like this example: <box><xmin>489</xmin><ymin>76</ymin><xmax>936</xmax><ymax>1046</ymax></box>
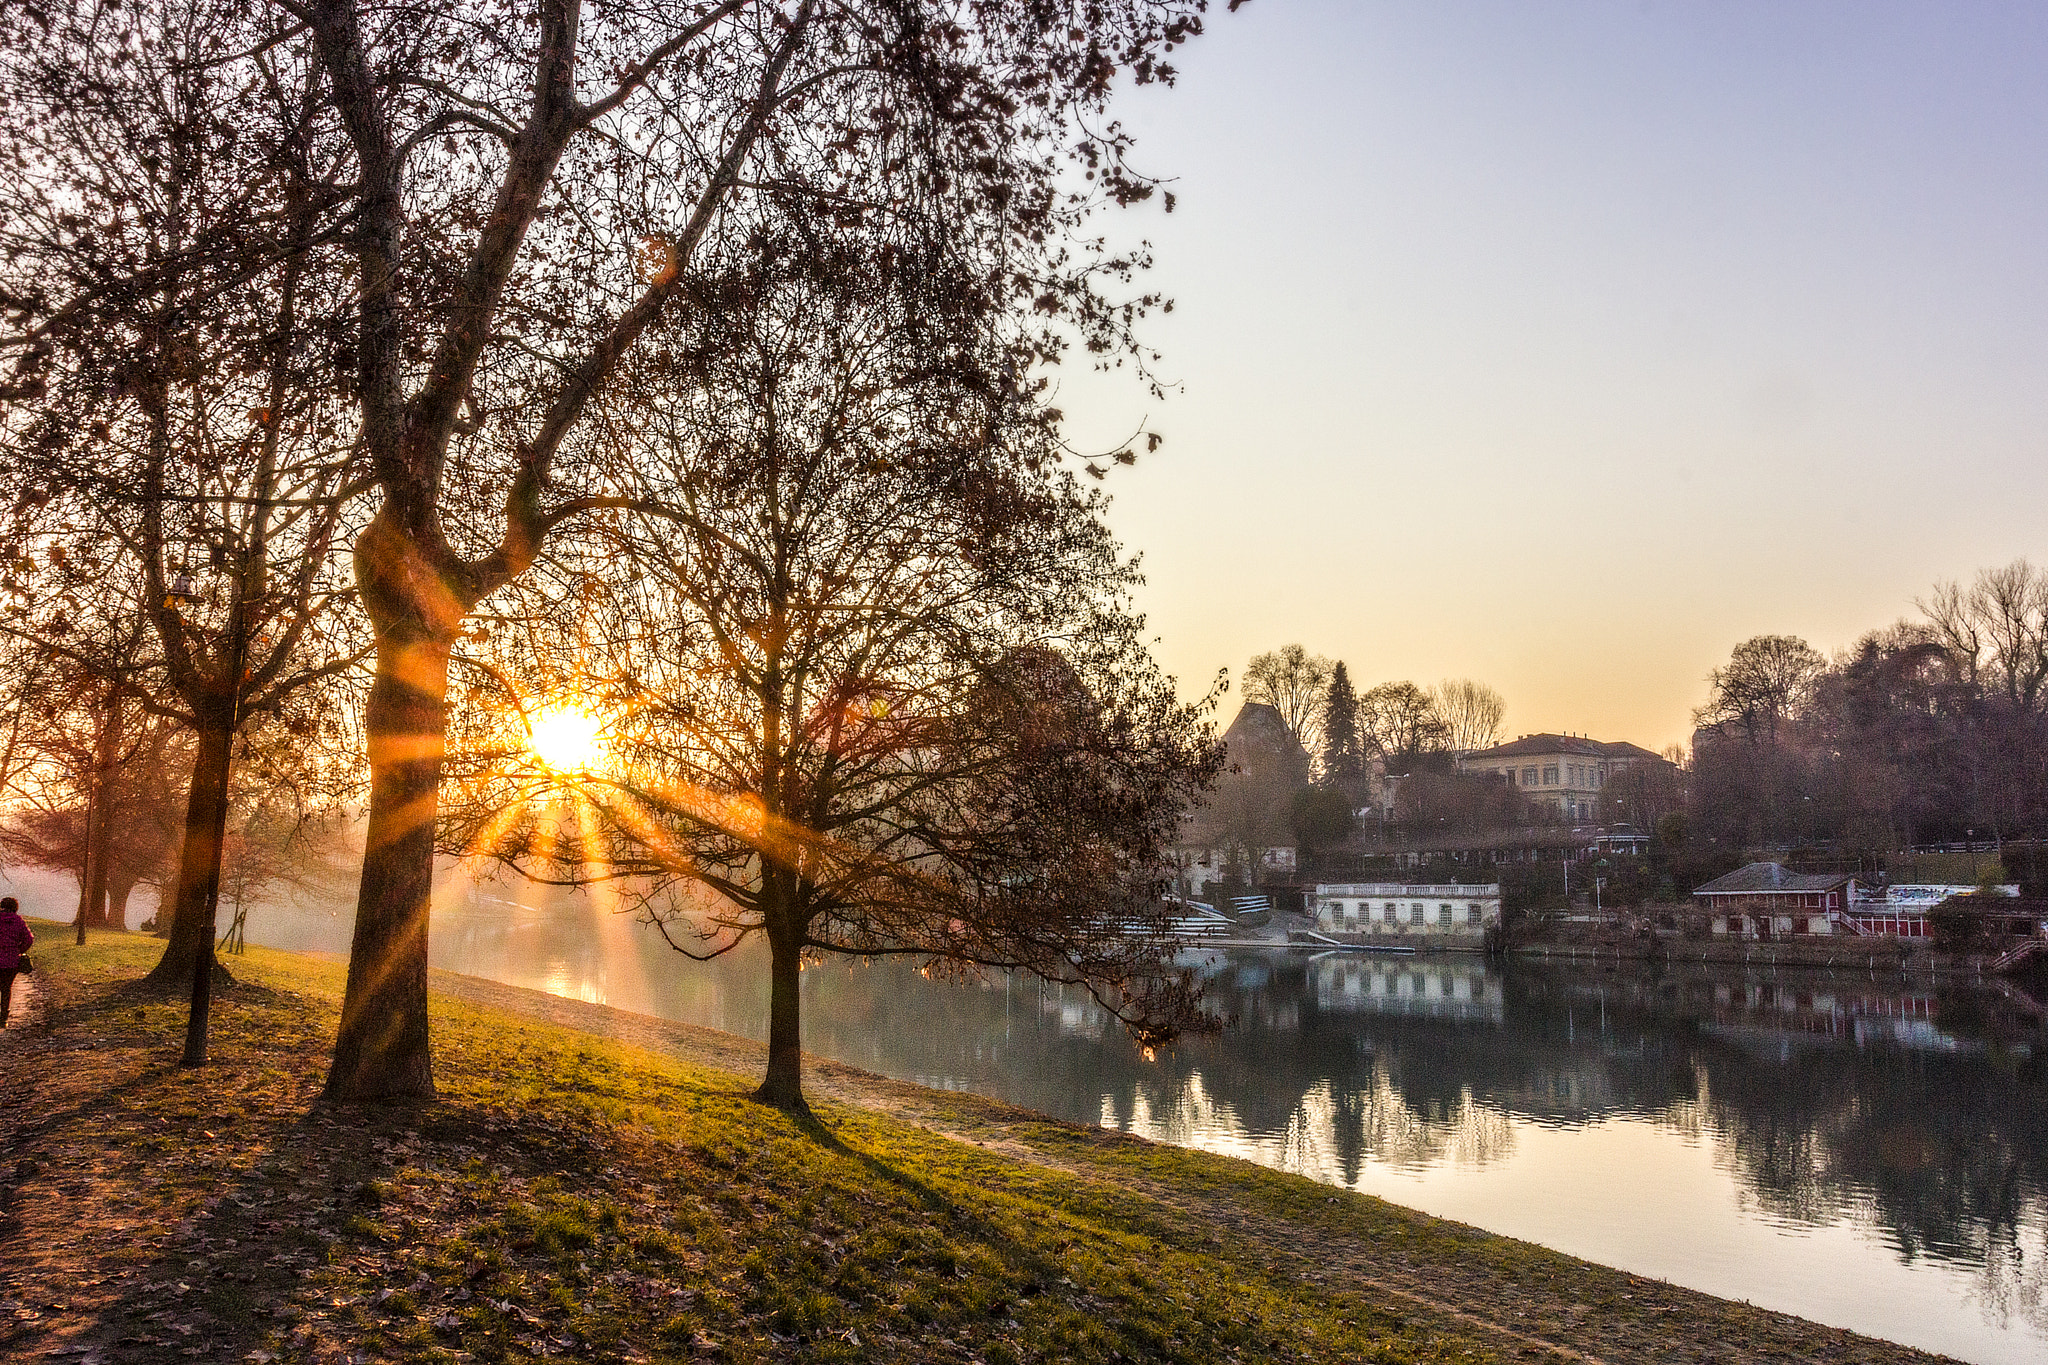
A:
<box><xmin>83</xmin><ymin>875</ymin><xmax>2048</xmax><ymax>1364</ymax></box>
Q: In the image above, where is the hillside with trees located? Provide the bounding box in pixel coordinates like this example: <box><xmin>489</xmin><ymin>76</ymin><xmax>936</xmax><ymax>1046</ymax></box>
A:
<box><xmin>1692</xmin><ymin>560</ymin><xmax>2048</xmax><ymax>855</ymax></box>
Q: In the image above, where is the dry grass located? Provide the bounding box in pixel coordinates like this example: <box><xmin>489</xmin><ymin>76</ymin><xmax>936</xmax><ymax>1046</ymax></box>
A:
<box><xmin>0</xmin><ymin>925</ymin><xmax>1956</xmax><ymax>1365</ymax></box>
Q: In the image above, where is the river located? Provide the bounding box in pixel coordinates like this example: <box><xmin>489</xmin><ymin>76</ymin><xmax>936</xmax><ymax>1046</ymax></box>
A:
<box><xmin>48</xmin><ymin>873</ymin><xmax>2048</xmax><ymax>1364</ymax></box>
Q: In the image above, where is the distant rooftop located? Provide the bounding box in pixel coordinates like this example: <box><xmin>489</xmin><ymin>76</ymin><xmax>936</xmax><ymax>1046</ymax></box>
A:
<box><xmin>1461</xmin><ymin>733</ymin><xmax>1665</xmax><ymax>763</ymax></box>
<box><xmin>1221</xmin><ymin>701</ymin><xmax>1303</xmax><ymax>755</ymax></box>
<box><xmin>1694</xmin><ymin>862</ymin><xmax>1855</xmax><ymax>896</ymax></box>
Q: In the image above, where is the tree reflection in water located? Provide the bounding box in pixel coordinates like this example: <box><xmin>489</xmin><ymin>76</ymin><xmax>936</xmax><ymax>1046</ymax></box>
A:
<box><xmin>243</xmin><ymin>889</ymin><xmax>2048</xmax><ymax>1352</ymax></box>
<box><xmin>1110</xmin><ymin>1067</ymin><xmax>1516</xmax><ymax>1185</ymax></box>
<box><xmin>806</xmin><ymin>950</ymin><xmax>2046</xmax><ymax>1345</ymax></box>
<box><xmin>1484</xmin><ymin>965</ymin><xmax>2048</xmax><ymax>1341</ymax></box>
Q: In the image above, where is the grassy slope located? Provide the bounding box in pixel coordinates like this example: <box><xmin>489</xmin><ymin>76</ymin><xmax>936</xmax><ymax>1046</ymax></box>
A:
<box><xmin>0</xmin><ymin>926</ymin><xmax>1955</xmax><ymax>1365</ymax></box>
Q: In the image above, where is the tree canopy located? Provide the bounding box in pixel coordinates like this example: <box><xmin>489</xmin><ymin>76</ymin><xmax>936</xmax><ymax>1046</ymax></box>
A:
<box><xmin>1244</xmin><ymin>645</ymin><xmax>1332</xmax><ymax>758</ymax></box>
<box><xmin>2</xmin><ymin>0</ymin><xmax>1228</xmax><ymax>1096</ymax></box>
<box><xmin>1359</xmin><ymin>680</ymin><xmax>1449</xmax><ymax>769</ymax></box>
<box><xmin>443</xmin><ymin>230</ymin><xmax>1221</xmax><ymax>1106</ymax></box>
<box><xmin>1429</xmin><ymin>678</ymin><xmax>1504</xmax><ymax>755</ymax></box>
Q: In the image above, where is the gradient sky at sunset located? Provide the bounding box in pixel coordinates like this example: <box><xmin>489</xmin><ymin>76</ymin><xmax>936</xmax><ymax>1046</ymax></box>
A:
<box><xmin>1063</xmin><ymin>1</ymin><xmax>2048</xmax><ymax>751</ymax></box>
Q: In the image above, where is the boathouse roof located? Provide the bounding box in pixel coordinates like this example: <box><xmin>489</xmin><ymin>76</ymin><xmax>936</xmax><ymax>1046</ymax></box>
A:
<box><xmin>1693</xmin><ymin>862</ymin><xmax>1855</xmax><ymax>896</ymax></box>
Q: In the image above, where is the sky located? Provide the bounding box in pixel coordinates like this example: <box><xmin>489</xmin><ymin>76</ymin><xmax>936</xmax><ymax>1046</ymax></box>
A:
<box><xmin>1058</xmin><ymin>1</ymin><xmax>2048</xmax><ymax>752</ymax></box>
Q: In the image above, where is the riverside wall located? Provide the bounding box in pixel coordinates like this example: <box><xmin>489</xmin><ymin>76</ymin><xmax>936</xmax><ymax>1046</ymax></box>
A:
<box><xmin>1511</xmin><ymin>926</ymin><xmax>2037</xmax><ymax>977</ymax></box>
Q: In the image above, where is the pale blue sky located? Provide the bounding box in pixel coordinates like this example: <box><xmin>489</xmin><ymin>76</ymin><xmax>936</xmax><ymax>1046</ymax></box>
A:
<box><xmin>1064</xmin><ymin>1</ymin><xmax>2048</xmax><ymax>749</ymax></box>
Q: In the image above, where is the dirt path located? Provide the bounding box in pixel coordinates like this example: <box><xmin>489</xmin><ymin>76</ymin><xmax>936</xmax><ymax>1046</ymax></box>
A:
<box><xmin>1</xmin><ymin>968</ymin><xmax>40</xmax><ymax>1031</ymax></box>
<box><xmin>0</xmin><ymin>965</ymin><xmax>238</xmax><ymax>1362</ymax></box>
<box><xmin>425</xmin><ymin>971</ymin><xmax>1956</xmax><ymax>1365</ymax></box>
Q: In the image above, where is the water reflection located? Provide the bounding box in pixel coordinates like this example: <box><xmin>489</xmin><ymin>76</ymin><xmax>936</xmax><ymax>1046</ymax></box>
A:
<box><xmin>239</xmin><ymin>889</ymin><xmax>2048</xmax><ymax>1364</ymax></box>
<box><xmin>1312</xmin><ymin>956</ymin><xmax>1504</xmax><ymax>1023</ymax></box>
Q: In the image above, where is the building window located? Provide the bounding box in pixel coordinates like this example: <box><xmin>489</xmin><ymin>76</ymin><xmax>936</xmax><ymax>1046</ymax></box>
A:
<box><xmin>1543</xmin><ymin>765</ymin><xmax>1558</xmax><ymax>785</ymax></box>
<box><xmin>1467</xmin><ymin>904</ymin><xmax>1483</xmax><ymax>925</ymax></box>
<box><xmin>1438</xmin><ymin>904</ymin><xmax>1453</xmax><ymax>927</ymax></box>
<box><xmin>1522</xmin><ymin>766</ymin><xmax>1538</xmax><ymax>785</ymax></box>
<box><xmin>1410</xmin><ymin>902</ymin><xmax>1424</xmax><ymax>925</ymax></box>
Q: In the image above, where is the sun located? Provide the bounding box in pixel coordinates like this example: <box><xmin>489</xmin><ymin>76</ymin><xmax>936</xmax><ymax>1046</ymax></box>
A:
<box><xmin>528</xmin><ymin>704</ymin><xmax>607</xmax><ymax>773</ymax></box>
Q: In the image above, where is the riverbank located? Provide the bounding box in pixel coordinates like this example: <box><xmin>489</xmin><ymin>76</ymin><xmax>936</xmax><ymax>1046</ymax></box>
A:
<box><xmin>1509</xmin><ymin>917</ymin><xmax>2048</xmax><ymax>980</ymax></box>
<box><xmin>1516</xmin><ymin>937</ymin><xmax>1912</xmax><ymax>970</ymax></box>
<box><xmin>0</xmin><ymin>926</ymin><xmax>1960</xmax><ymax>1365</ymax></box>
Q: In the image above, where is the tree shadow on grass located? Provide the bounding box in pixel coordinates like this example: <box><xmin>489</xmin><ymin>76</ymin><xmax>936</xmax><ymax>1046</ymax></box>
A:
<box><xmin>0</xmin><ymin>967</ymin><xmax>581</xmax><ymax>1364</ymax></box>
<box><xmin>19</xmin><ymin>1085</ymin><xmax>637</xmax><ymax>1364</ymax></box>
<box><xmin>11</xmin><ymin>977</ymin><xmax>1130</xmax><ymax>1365</ymax></box>
<box><xmin>793</xmin><ymin>1095</ymin><xmax>1089</xmax><ymax>1302</ymax></box>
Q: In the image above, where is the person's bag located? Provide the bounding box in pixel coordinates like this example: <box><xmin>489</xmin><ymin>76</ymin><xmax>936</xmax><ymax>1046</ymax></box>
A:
<box><xmin>15</xmin><ymin>956</ymin><xmax>30</xmax><ymax>975</ymax></box>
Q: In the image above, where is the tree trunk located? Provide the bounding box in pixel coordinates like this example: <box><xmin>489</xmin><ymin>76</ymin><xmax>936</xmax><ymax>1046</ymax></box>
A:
<box><xmin>143</xmin><ymin>718</ymin><xmax>237</xmax><ymax>989</ymax></box>
<box><xmin>324</xmin><ymin>626</ymin><xmax>451</xmax><ymax>1100</ymax></box>
<box><xmin>77</xmin><ymin>772</ymin><xmax>117</xmax><ymax>939</ymax></box>
<box><xmin>108</xmin><ymin>877</ymin><xmax>135</xmax><ymax>932</ymax></box>
<box><xmin>755</xmin><ymin>914</ymin><xmax>807</xmax><ymax>1110</ymax></box>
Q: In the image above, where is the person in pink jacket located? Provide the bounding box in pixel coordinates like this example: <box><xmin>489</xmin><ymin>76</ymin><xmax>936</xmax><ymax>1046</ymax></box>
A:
<box><xmin>0</xmin><ymin>895</ymin><xmax>32</xmax><ymax>1027</ymax></box>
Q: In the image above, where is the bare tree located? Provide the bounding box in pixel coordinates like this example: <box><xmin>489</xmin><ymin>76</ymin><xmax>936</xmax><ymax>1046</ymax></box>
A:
<box><xmin>1601</xmin><ymin>755</ymin><xmax>1686</xmax><ymax>833</ymax></box>
<box><xmin>442</xmin><ymin>234</ymin><xmax>1221</xmax><ymax>1109</ymax></box>
<box><xmin>1685</xmin><ymin>574</ymin><xmax>2048</xmax><ymax>850</ymax></box>
<box><xmin>0</xmin><ymin>646</ymin><xmax>188</xmax><ymax>932</ymax></box>
<box><xmin>0</xmin><ymin>6</ymin><xmax>371</xmax><ymax>1025</ymax></box>
<box><xmin>1244</xmin><ymin>646</ymin><xmax>1333</xmax><ymax>758</ymax></box>
<box><xmin>0</xmin><ymin>549</ymin><xmax>179</xmax><ymax>937</ymax></box>
<box><xmin>4</xmin><ymin>0</ymin><xmax>1223</xmax><ymax>1098</ymax></box>
<box><xmin>1694</xmin><ymin>635</ymin><xmax>1824</xmax><ymax>746</ymax></box>
<box><xmin>1429</xmin><ymin>678</ymin><xmax>1505</xmax><ymax>755</ymax></box>
<box><xmin>1359</xmin><ymin>680</ymin><xmax>1449</xmax><ymax>765</ymax></box>
<box><xmin>1389</xmin><ymin>769</ymin><xmax>1528</xmax><ymax>833</ymax></box>
<box><xmin>1920</xmin><ymin>560</ymin><xmax>2048</xmax><ymax>712</ymax></box>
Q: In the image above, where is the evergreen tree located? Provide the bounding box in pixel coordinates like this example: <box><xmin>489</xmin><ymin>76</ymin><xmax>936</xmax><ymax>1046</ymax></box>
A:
<box><xmin>1320</xmin><ymin>662</ymin><xmax>1367</xmax><ymax>799</ymax></box>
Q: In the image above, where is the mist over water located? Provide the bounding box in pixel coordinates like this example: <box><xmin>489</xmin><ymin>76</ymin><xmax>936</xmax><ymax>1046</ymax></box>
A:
<box><xmin>99</xmin><ymin>874</ymin><xmax>2048</xmax><ymax>1365</ymax></box>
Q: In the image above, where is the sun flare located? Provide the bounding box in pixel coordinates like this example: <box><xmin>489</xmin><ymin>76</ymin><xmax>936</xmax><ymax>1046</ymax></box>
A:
<box><xmin>528</xmin><ymin>705</ymin><xmax>607</xmax><ymax>773</ymax></box>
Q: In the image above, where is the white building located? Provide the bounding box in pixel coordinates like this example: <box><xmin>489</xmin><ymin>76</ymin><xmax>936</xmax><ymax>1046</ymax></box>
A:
<box><xmin>1310</xmin><ymin>882</ymin><xmax>1502</xmax><ymax>947</ymax></box>
<box><xmin>1455</xmin><ymin>733</ymin><xmax>1666</xmax><ymax>823</ymax></box>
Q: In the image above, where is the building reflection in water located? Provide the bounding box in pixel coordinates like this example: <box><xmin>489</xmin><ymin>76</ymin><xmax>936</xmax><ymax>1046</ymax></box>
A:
<box><xmin>1311</xmin><ymin>955</ymin><xmax>1504</xmax><ymax>1024</ymax></box>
